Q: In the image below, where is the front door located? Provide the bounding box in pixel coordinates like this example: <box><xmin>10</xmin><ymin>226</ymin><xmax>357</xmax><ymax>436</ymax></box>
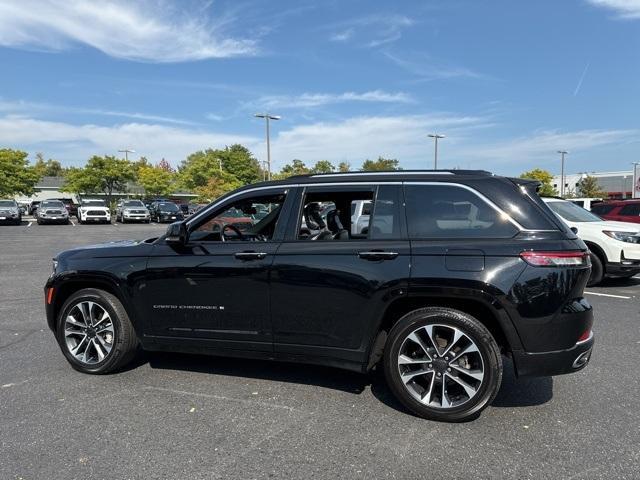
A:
<box><xmin>140</xmin><ymin>187</ymin><xmax>292</xmax><ymax>352</ymax></box>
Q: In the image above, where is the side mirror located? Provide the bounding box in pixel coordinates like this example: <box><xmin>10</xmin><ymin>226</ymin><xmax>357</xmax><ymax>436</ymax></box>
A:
<box><xmin>571</xmin><ymin>227</ymin><xmax>578</xmax><ymax>235</ymax></box>
<box><xmin>165</xmin><ymin>221</ymin><xmax>188</xmax><ymax>246</ymax></box>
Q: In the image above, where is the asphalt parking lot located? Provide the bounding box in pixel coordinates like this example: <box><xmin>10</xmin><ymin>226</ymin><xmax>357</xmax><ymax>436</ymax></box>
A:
<box><xmin>1</xmin><ymin>218</ymin><xmax>639</xmax><ymax>480</ymax></box>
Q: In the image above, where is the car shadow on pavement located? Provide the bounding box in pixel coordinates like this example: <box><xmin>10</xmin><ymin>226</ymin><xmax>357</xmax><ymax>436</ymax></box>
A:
<box><xmin>144</xmin><ymin>351</ymin><xmax>369</xmax><ymax>394</ymax></box>
<box><xmin>491</xmin><ymin>358</ymin><xmax>553</xmax><ymax>408</ymax></box>
<box><xmin>597</xmin><ymin>276</ymin><xmax>640</xmax><ymax>288</ymax></box>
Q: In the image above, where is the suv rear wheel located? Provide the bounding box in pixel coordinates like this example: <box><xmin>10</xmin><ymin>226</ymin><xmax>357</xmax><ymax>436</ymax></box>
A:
<box><xmin>383</xmin><ymin>307</ymin><xmax>502</xmax><ymax>422</ymax></box>
<box><xmin>56</xmin><ymin>288</ymin><xmax>138</xmax><ymax>374</ymax></box>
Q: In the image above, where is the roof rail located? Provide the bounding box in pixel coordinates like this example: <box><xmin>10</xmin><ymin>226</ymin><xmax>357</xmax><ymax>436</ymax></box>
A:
<box><xmin>286</xmin><ymin>169</ymin><xmax>492</xmax><ymax>179</ymax></box>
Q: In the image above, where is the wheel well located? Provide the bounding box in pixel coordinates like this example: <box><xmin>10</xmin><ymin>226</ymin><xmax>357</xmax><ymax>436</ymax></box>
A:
<box><xmin>368</xmin><ymin>296</ymin><xmax>509</xmax><ymax>369</ymax></box>
<box><xmin>52</xmin><ymin>280</ymin><xmax>122</xmax><ymax>331</ymax></box>
<box><xmin>584</xmin><ymin>241</ymin><xmax>607</xmax><ymax>266</ymax></box>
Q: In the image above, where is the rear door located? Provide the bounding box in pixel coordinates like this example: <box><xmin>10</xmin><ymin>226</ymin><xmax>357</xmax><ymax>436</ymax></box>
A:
<box><xmin>270</xmin><ymin>183</ymin><xmax>410</xmax><ymax>366</ymax></box>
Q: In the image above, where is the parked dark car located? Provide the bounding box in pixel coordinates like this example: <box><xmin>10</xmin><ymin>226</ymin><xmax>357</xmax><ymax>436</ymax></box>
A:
<box><xmin>591</xmin><ymin>200</ymin><xmax>640</xmax><ymax>224</ymax></box>
<box><xmin>55</xmin><ymin>198</ymin><xmax>78</xmax><ymax>218</ymax></box>
<box><xmin>149</xmin><ymin>201</ymin><xmax>184</xmax><ymax>223</ymax></box>
<box><xmin>45</xmin><ymin>170</ymin><xmax>594</xmax><ymax>422</ymax></box>
<box><xmin>29</xmin><ymin>200</ymin><xmax>41</xmax><ymax>216</ymax></box>
<box><xmin>37</xmin><ymin>199</ymin><xmax>69</xmax><ymax>225</ymax></box>
<box><xmin>0</xmin><ymin>199</ymin><xmax>22</xmax><ymax>225</ymax></box>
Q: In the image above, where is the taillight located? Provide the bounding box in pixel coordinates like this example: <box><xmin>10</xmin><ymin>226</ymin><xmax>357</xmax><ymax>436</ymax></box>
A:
<box><xmin>520</xmin><ymin>251</ymin><xmax>590</xmax><ymax>267</ymax></box>
<box><xmin>46</xmin><ymin>287</ymin><xmax>54</xmax><ymax>304</ymax></box>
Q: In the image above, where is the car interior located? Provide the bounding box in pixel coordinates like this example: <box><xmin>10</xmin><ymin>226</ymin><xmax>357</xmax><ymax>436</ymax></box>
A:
<box><xmin>298</xmin><ymin>191</ymin><xmax>373</xmax><ymax>241</ymax></box>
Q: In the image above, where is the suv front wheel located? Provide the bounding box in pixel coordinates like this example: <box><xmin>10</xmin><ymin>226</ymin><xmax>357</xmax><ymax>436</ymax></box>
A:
<box><xmin>384</xmin><ymin>307</ymin><xmax>502</xmax><ymax>422</ymax></box>
<box><xmin>56</xmin><ymin>288</ymin><xmax>139</xmax><ymax>374</ymax></box>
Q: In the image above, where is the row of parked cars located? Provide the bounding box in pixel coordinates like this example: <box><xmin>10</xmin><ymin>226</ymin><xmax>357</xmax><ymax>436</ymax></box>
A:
<box><xmin>1</xmin><ymin>198</ymin><xmax>204</xmax><ymax>225</ymax></box>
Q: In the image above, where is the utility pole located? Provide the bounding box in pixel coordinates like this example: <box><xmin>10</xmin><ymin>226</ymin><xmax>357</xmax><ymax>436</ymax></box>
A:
<box><xmin>557</xmin><ymin>150</ymin><xmax>568</xmax><ymax>197</ymax></box>
<box><xmin>254</xmin><ymin>113</ymin><xmax>281</xmax><ymax>180</ymax></box>
<box><xmin>428</xmin><ymin>134</ymin><xmax>445</xmax><ymax>169</ymax></box>
<box><xmin>632</xmin><ymin>163</ymin><xmax>640</xmax><ymax>199</ymax></box>
<box><xmin>118</xmin><ymin>149</ymin><xmax>135</xmax><ymax>161</ymax></box>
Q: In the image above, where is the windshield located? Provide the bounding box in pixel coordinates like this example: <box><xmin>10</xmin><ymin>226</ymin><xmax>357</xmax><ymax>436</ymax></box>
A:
<box><xmin>158</xmin><ymin>202</ymin><xmax>179</xmax><ymax>212</ymax></box>
<box><xmin>124</xmin><ymin>200</ymin><xmax>144</xmax><ymax>207</ymax></box>
<box><xmin>547</xmin><ymin>201</ymin><xmax>602</xmax><ymax>222</ymax></box>
<box><xmin>0</xmin><ymin>200</ymin><xmax>16</xmax><ymax>207</ymax></box>
<box><xmin>82</xmin><ymin>200</ymin><xmax>106</xmax><ymax>207</ymax></box>
<box><xmin>42</xmin><ymin>201</ymin><xmax>64</xmax><ymax>208</ymax></box>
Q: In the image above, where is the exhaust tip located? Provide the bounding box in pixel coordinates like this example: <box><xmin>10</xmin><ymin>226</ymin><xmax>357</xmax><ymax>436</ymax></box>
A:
<box><xmin>572</xmin><ymin>350</ymin><xmax>591</xmax><ymax>369</ymax></box>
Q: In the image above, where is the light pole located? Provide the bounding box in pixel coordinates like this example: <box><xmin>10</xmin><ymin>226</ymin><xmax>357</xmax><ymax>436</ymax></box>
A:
<box><xmin>632</xmin><ymin>162</ymin><xmax>640</xmax><ymax>199</ymax></box>
<box><xmin>428</xmin><ymin>134</ymin><xmax>445</xmax><ymax>169</ymax></box>
<box><xmin>254</xmin><ymin>113</ymin><xmax>280</xmax><ymax>180</ymax></box>
<box><xmin>557</xmin><ymin>150</ymin><xmax>568</xmax><ymax>197</ymax></box>
<box><xmin>118</xmin><ymin>148</ymin><xmax>135</xmax><ymax>161</ymax></box>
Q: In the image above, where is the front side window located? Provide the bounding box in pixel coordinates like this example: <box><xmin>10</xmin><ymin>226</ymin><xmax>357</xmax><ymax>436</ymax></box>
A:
<box><xmin>191</xmin><ymin>192</ymin><xmax>286</xmax><ymax>242</ymax></box>
<box><xmin>404</xmin><ymin>184</ymin><xmax>518</xmax><ymax>239</ymax></box>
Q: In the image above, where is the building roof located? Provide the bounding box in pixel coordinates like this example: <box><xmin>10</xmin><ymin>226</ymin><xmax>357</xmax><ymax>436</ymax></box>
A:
<box><xmin>36</xmin><ymin>176</ymin><xmax>65</xmax><ymax>189</ymax></box>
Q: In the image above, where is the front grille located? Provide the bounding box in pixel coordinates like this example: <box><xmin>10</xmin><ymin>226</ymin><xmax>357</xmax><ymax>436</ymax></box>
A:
<box><xmin>0</xmin><ymin>210</ymin><xmax>11</xmax><ymax>215</ymax></box>
<box><xmin>46</xmin><ymin>210</ymin><xmax>64</xmax><ymax>215</ymax></box>
<box><xmin>86</xmin><ymin>210</ymin><xmax>106</xmax><ymax>216</ymax></box>
<box><xmin>128</xmin><ymin>210</ymin><xmax>146</xmax><ymax>214</ymax></box>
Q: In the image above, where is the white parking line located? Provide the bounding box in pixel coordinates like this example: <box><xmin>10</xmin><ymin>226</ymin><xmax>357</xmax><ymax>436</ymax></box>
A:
<box><xmin>584</xmin><ymin>291</ymin><xmax>631</xmax><ymax>300</ymax></box>
<box><xmin>70</xmin><ymin>220</ymin><xmax>75</xmax><ymax>226</ymax></box>
<box><xmin>26</xmin><ymin>221</ymin><xmax>32</xmax><ymax>228</ymax></box>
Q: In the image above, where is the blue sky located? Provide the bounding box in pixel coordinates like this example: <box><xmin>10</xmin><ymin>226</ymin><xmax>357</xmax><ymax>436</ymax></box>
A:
<box><xmin>0</xmin><ymin>0</ymin><xmax>638</xmax><ymax>176</ymax></box>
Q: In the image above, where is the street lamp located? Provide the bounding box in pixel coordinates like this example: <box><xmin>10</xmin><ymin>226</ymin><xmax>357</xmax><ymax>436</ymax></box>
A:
<box><xmin>557</xmin><ymin>150</ymin><xmax>568</xmax><ymax>197</ymax></box>
<box><xmin>428</xmin><ymin>134</ymin><xmax>445</xmax><ymax>169</ymax></box>
<box><xmin>254</xmin><ymin>113</ymin><xmax>281</xmax><ymax>180</ymax></box>
<box><xmin>118</xmin><ymin>148</ymin><xmax>135</xmax><ymax>161</ymax></box>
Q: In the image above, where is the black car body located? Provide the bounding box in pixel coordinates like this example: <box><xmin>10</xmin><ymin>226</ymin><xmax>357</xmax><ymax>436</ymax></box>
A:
<box><xmin>0</xmin><ymin>199</ymin><xmax>22</xmax><ymax>225</ymax></box>
<box><xmin>55</xmin><ymin>198</ymin><xmax>78</xmax><ymax>218</ymax></box>
<box><xmin>45</xmin><ymin>171</ymin><xmax>594</xmax><ymax>421</ymax></box>
<box><xmin>29</xmin><ymin>200</ymin><xmax>40</xmax><ymax>216</ymax></box>
<box><xmin>149</xmin><ymin>201</ymin><xmax>184</xmax><ymax>223</ymax></box>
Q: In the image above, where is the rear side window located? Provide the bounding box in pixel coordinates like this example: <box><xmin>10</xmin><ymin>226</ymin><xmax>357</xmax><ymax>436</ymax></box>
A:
<box><xmin>591</xmin><ymin>204</ymin><xmax>615</xmax><ymax>215</ymax></box>
<box><xmin>619</xmin><ymin>204</ymin><xmax>640</xmax><ymax>216</ymax></box>
<box><xmin>404</xmin><ymin>184</ymin><xmax>518</xmax><ymax>239</ymax></box>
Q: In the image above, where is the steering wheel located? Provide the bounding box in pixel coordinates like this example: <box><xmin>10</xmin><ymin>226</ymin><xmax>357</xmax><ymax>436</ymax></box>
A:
<box><xmin>221</xmin><ymin>223</ymin><xmax>244</xmax><ymax>242</ymax></box>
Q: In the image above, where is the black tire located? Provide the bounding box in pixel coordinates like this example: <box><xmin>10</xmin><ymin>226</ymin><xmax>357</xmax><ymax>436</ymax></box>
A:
<box><xmin>56</xmin><ymin>288</ymin><xmax>139</xmax><ymax>374</ymax></box>
<box><xmin>587</xmin><ymin>252</ymin><xmax>604</xmax><ymax>287</ymax></box>
<box><xmin>383</xmin><ymin>307</ymin><xmax>502</xmax><ymax>422</ymax></box>
<box><xmin>37</xmin><ymin>219</ymin><xmax>42</xmax><ymax>225</ymax></box>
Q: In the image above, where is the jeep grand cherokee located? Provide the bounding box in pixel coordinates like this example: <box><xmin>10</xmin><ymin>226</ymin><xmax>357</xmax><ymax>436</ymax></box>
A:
<box><xmin>44</xmin><ymin>170</ymin><xmax>594</xmax><ymax>422</ymax></box>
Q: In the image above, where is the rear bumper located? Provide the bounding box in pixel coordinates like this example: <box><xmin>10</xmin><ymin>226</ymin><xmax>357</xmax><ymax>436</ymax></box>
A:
<box><xmin>512</xmin><ymin>334</ymin><xmax>594</xmax><ymax>377</ymax></box>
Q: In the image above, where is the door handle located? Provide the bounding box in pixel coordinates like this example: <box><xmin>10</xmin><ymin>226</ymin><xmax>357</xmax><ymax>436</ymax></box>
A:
<box><xmin>358</xmin><ymin>251</ymin><xmax>399</xmax><ymax>260</ymax></box>
<box><xmin>234</xmin><ymin>251</ymin><xmax>267</xmax><ymax>260</ymax></box>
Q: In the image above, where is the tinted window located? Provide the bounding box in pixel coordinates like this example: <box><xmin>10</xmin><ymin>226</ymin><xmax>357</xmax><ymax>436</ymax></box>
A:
<box><xmin>123</xmin><ymin>200</ymin><xmax>144</xmax><ymax>207</ymax></box>
<box><xmin>591</xmin><ymin>204</ymin><xmax>615</xmax><ymax>215</ymax></box>
<box><xmin>158</xmin><ymin>202</ymin><xmax>179</xmax><ymax>212</ymax></box>
<box><xmin>404</xmin><ymin>184</ymin><xmax>518</xmax><ymax>239</ymax></box>
<box><xmin>370</xmin><ymin>186</ymin><xmax>403</xmax><ymax>239</ymax></box>
<box><xmin>619</xmin><ymin>204</ymin><xmax>640</xmax><ymax>216</ymax></box>
<box><xmin>42</xmin><ymin>201</ymin><xmax>64</xmax><ymax>208</ymax></box>
<box><xmin>0</xmin><ymin>200</ymin><xmax>16</xmax><ymax>207</ymax></box>
<box><xmin>571</xmin><ymin>200</ymin><xmax>584</xmax><ymax>207</ymax></box>
<box><xmin>83</xmin><ymin>200</ymin><xmax>106</xmax><ymax>207</ymax></box>
<box><xmin>362</xmin><ymin>201</ymin><xmax>372</xmax><ymax>215</ymax></box>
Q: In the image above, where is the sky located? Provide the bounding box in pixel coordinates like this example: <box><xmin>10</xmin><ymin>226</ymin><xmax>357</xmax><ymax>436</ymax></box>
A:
<box><xmin>0</xmin><ymin>0</ymin><xmax>639</xmax><ymax>176</ymax></box>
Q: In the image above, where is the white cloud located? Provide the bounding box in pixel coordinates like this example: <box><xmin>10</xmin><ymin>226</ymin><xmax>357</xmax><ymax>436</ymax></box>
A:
<box><xmin>326</xmin><ymin>14</ymin><xmax>414</xmax><ymax>48</ymax></box>
<box><xmin>0</xmin><ymin>115</ymin><xmax>258</xmax><ymax>165</ymax></box>
<box><xmin>253</xmin><ymin>90</ymin><xmax>414</xmax><ymax>109</ymax></box>
<box><xmin>0</xmin><ymin>0</ymin><xmax>256</xmax><ymax>62</ymax></box>
<box><xmin>586</xmin><ymin>0</ymin><xmax>640</xmax><ymax>19</ymax></box>
<box><xmin>383</xmin><ymin>51</ymin><xmax>486</xmax><ymax>81</ymax></box>
<box><xmin>0</xmin><ymin>99</ymin><xmax>197</xmax><ymax>126</ymax></box>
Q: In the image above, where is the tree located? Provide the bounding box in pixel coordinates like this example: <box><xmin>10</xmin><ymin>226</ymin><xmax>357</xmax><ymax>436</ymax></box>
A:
<box><xmin>138</xmin><ymin>164</ymin><xmax>175</xmax><ymax>197</ymax></box>
<box><xmin>157</xmin><ymin>158</ymin><xmax>174</xmax><ymax>172</ymax></box>
<box><xmin>179</xmin><ymin>145</ymin><xmax>261</xmax><ymax>189</ymax></box>
<box><xmin>361</xmin><ymin>157</ymin><xmax>401</xmax><ymax>171</ymax></box>
<box><xmin>576</xmin><ymin>175</ymin><xmax>606</xmax><ymax>198</ymax></box>
<box><xmin>194</xmin><ymin>170</ymin><xmax>242</xmax><ymax>202</ymax></box>
<box><xmin>131</xmin><ymin>157</ymin><xmax>151</xmax><ymax>176</ymax></box>
<box><xmin>0</xmin><ymin>149</ymin><xmax>41</xmax><ymax>197</ymax></box>
<box><xmin>218</xmin><ymin>144</ymin><xmax>261</xmax><ymax>184</ymax></box>
<box><xmin>519</xmin><ymin>169</ymin><xmax>557</xmax><ymax>197</ymax></box>
<box><xmin>33</xmin><ymin>153</ymin><xmax>65</xmax><ymax>177</ymax></box>
<box><xmin>277</xmin><ymin>159</ymin><xmax>310</xmax><ymax>178</ymax></box>
<box><xmin>62</xmin><ymin>155</ymin><xmax>134</xmax><ymax>204</ymax></box>
<box><xmin>337</xmin><ymin>161</ymin><xmax>351</xmax><ymax>172</ymax></box>
<box><xmin>310</xmin><ymin>160</ymin><xmax>335</xmax><ymax>174</ymax></box>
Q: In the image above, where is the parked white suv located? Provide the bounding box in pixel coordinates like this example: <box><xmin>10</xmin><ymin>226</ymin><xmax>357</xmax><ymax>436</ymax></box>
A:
<box><xmin>543</xmin><ymin>197</ymin><xmax>640</xmax><ymax>285</ymax></box>
<box><xmin>78</xmin><ymin>199</ymin><xmax>111</xmax><ymax>224</ymax></box>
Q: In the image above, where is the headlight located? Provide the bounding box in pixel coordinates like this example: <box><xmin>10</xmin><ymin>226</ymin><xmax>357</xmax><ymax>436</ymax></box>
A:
<box><xmin>603</xmin><ymin>231</ymin><xmax>640</xmax><ymax>243</ymax></box>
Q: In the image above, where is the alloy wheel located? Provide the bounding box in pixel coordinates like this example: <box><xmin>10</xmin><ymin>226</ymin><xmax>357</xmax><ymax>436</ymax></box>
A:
<box><xmin>397</xmin><ymin>324</ymin><xmax>485</xmax><ymax>409</ymax></box>
<box><xmin>64</xmin><ymin>301</ymin><xmax>115</xmax><ymax>365</ymax></box>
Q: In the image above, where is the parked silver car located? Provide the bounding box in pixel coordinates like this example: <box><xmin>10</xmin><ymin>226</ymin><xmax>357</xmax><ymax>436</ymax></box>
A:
<box><xmin>36</xmin><ymin>199</ymin><xmax>69</xmax><ymax>225</ymax></box>
<box><xmin>0</xmin><ymin>199</ymin><xmax>22</xmax><ymax>225</ymax></box>
<box><xmin>116</xmin><ymin>199</ymin><xmax>150</xmax><ymax>223</ymax></box>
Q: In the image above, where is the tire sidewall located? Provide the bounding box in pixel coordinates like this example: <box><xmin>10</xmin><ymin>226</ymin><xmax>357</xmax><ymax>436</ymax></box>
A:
<box><xmin>56</xmin><ymin>290</ymin><xmax>126</xmax><ymax>374</ymax></box>
<box><xmin>384</xmin><ymin>308</ymin><xmax>502</xmax><ymax>422</ymax></box>
<box><xmin>587</xmin><ymin>252</ymin><xmax>604</xmax><ymax>286</ymax></box>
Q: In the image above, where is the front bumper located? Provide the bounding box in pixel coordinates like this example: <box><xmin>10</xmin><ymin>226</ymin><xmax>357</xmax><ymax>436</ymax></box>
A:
<box><xmin>123</xmin><ymin>213</ymin><xmax>149</xmax><ymax>221</ymax></box>
<box><xmin>607</xmin><ymin>251</ymin><xmax>640</xmax><ymax>276</ymax></box>
<box><xmin>512</xmin><ymin>334</ymin><xmax>594</xmax><ymax>377</ymax></box>
<box><xmin>39</xmin><ymin>215</ymin><xmax>68</xmax><ymax>223</ymax></box>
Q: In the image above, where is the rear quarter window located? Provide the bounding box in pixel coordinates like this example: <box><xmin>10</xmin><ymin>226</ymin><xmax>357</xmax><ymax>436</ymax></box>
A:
<box><xmin>591</xmin><ymin>204</ymin><xmax>616</xmax><ymax>215</ymax></box>
<box><xmin>619</xmin><ymin>204</ymin><xmax>640</xmax><ymax>216</ymax></box>
<box><xmin>404</xmin><ymin>184</ymin><xmax>519</xmax><ymax>239</ymax></box>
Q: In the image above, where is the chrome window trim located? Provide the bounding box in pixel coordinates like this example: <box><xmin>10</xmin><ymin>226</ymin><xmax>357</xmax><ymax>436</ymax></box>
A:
<box><xmin>310</xmin><ymin>171</ymin><xmax>454</xmax><ymax>178</ymax></box>
<box><xmin>186</xmin><ymin>180</ymin><xmax>556</xmax><ymax>233</ymax></box>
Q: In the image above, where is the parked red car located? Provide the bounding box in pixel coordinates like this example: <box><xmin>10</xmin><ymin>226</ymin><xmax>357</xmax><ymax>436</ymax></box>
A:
<box><xmin>591</xmin><ymin>200</ymin><xmax>640</xmax><ymax>223</ymax></box>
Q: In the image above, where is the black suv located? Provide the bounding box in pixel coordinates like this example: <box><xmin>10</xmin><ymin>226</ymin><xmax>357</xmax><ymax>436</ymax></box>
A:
<box><xmin>44</xmin><ymin>171</ymin><xmax>594</xmax><ymax>421</ymax></box>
